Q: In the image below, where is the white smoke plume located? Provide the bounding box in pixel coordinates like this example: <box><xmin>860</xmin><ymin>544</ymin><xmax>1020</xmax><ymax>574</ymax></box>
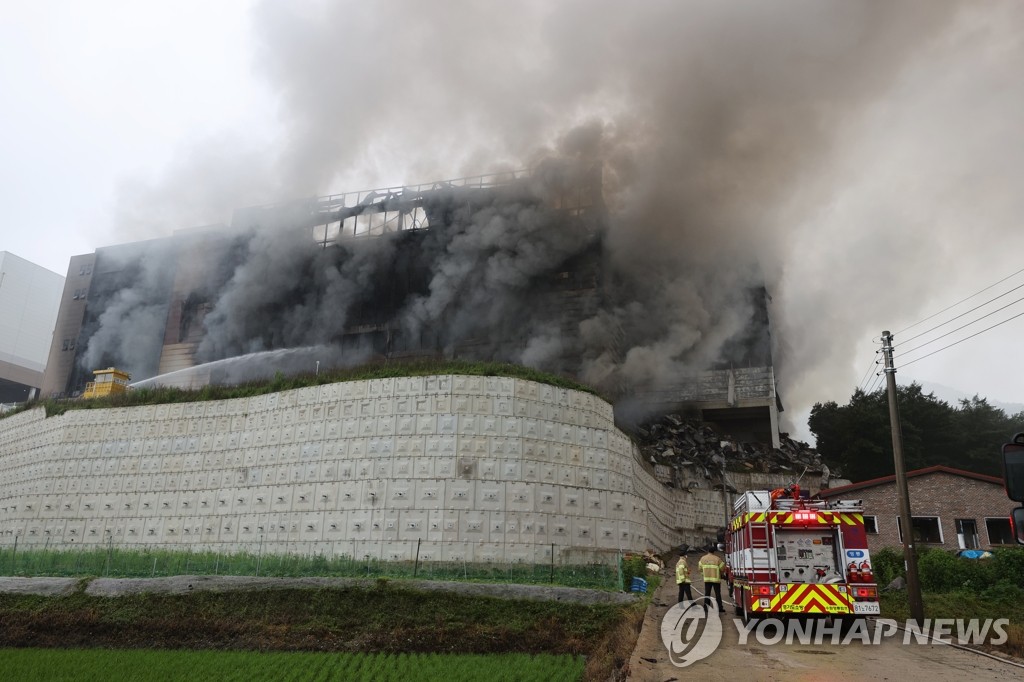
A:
<box><xmin>98</xmin><ymin>1</ymin><xmax>1024</xmax><ymax>433</ymax></box>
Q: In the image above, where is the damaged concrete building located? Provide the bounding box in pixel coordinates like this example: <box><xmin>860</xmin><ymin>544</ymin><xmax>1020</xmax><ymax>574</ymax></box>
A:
<box><xmin>4</xmin><ymin>164</ymin><xmax>807</xmax><ymax>561</ymax></box>
<box><xmin>41</xmin><ymin>162</ymin><xmax>782</xmax><ymax>449</ymax></box>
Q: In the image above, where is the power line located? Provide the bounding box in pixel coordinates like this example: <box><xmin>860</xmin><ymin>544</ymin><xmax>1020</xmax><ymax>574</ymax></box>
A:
<box><xmin>897</xmin><ymin>295</ymin><xmax>1024</xmax><ymax>357</ymax></box>
<box><xmin>856</xmin><ymin>353</ymin><xmax>880</xmax><ymax>392</ymax></box>
<box><xmin>895</xmin><ymin>265</ymin><xmax>1024</xmax><ymax>335</ymax></box>
<box><xmin>900</xmin><ymin>280</ymin><xmax>1024</xmax><ymax>346</ymax></box>
<box><xmin>899</xmin><ymin>308</ymin><xmax>1024</xmax><ymax>368</ymax></box>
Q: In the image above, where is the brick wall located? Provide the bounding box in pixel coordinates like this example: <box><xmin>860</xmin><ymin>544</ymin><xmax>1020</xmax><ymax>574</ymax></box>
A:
<box><xmin>830</xmin><ymin>472</ymin><xmax>1016</xmax><ymax>552</ymax></box>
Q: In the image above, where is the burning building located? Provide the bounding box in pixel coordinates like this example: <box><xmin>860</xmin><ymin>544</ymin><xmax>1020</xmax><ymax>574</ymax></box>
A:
<box><xmin>41</xmin><ymin>162</ymin><xmax>780</xmax><ymax>444</ymax></box>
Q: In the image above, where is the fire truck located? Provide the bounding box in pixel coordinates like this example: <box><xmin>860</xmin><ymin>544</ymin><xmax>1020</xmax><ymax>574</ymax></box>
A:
<box><xmin>725</xmin><ymin>485</ymin><xmax>879</xmax><ymax>623</ymax></box>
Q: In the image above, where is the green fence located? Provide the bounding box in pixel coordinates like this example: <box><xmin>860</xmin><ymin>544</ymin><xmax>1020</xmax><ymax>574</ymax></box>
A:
<box><xmin>0</xmin><ymin>544</ymin><xmax>622</xmax><ymax>591</ymax></box>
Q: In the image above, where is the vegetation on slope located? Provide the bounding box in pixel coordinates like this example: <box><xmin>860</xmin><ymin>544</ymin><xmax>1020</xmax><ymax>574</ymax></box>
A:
<box><xmin>0</xmin><ymin>580</ymin><xmax>643</xmax><ymax>680</ymax></box>
<box><xmin>0</xmin><ymin>581</ymin><xmax>623</xmax><ymax>653</ymax></box>
<box><xmin>0</xmin><ymin>547</ymin><xmax>622</xmax><ymax>592</ymax></box>
<box><xmin>2</xmin><ymin>359</ymin><xmax>603</xmax><ymax>421</ymax></box>
<box><xmin>876</xmin><ymin>546</ymin><xmax>1024</xmax><ymax>657</ymax></box>
<box><xmin>0</xmin><ymin>649</ymin><xmax>585</xmax><ymax>682</ymax></box>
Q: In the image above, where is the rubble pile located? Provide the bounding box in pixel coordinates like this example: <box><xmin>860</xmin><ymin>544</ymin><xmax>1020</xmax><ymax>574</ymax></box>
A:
<box><xmin>631</xmin><ymin>414</ymin><xmax>838</xmax><ymax>488</ymax></box>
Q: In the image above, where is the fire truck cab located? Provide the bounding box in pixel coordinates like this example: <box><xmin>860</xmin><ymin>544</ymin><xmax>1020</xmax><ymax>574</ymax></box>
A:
<box><xmin>725</xmin><ymin>486</ymin><xmax>879</xmax><ymax>623</ymax></box>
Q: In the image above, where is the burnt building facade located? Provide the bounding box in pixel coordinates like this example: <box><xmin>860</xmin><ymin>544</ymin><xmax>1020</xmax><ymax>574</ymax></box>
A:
<box><xmin>41</xmin><ymin>163</ymin><xmax>780</xmax><ymax>443</ymax></box>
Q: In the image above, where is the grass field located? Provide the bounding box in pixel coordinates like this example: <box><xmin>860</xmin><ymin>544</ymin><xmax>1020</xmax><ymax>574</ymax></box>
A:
<box><xmin>881</xmin><ymin>589</ymin><xmax>1024</xmax><ymax>658</ymax></box>
<box><xmin>0</xmin><ymin>581</ymin><xmax>626</xmax><ymax>654</ymax></box>
<box><xmin>0</xmin><ymin>649</ymin><xmax>585</xmax><ymax>682</ymax></box>
<box><xmin>0</xmin><ymin>580</ymin><xmax>644</xmax><ymax>681</ymax></box>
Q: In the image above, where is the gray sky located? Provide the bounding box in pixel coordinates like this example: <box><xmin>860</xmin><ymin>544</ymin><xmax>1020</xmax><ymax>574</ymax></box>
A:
<box><xmin>3</xmin><ymin>1</ymin><xmax>1023</xmax><ymax>440</ymax></box>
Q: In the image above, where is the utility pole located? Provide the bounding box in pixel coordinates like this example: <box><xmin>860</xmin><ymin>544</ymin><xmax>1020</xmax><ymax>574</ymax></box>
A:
<box><xmin>881</xmin><ymin>330</ymin><xmax>925</xmax><ymax>624</ymax></box>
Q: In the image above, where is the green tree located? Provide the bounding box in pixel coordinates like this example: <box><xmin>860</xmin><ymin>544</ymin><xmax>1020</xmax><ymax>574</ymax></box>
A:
<box><xmin>951</xmin><ymin>396</ymin><xmax>1020</xmax><ymax>476</ymax></box>
<box><xmin>809</xmin><ymin>383</ymin><xmax>1020</xmax><ymax>481</ymax></box>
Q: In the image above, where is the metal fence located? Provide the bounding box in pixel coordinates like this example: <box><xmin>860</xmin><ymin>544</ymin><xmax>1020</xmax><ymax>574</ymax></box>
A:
<box><xmin>0</xmin><ymin>542</ymin><xmax>624</xmax><ymax>591</ymax></box>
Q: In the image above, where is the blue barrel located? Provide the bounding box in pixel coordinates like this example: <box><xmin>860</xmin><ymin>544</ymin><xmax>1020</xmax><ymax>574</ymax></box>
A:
<box><xmin>630</xmin><ymin>577</ymin><xmax>648</xmax><ymax>593</ymax></box>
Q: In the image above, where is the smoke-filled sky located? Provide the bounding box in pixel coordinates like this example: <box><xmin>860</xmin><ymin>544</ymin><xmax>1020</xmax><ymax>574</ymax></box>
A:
<box><xmin>3</xmin><ymin>0</ymin><xmax>1024</xmax><ymax>439</ymax></box>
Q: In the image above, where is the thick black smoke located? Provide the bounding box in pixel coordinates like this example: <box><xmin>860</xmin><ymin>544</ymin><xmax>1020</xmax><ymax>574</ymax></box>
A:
<box><xmin>99</xmin><ymin>1</ymin><xmax>1024</xmax><ymax>433</ymax></box>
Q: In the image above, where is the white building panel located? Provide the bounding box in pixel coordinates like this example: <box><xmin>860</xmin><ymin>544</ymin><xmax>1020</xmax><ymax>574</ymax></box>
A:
<box><xmin>391</xmin><ymin>458</ymin><xmax>412</xmax><ymax>478</ymax></box>
<box><xmin>452</xmin><ymin>375</ymin><xmax>483</xmax><ymax>395</ymax></box>
<box><xmin>324</xmin><ymin>511</ymin><xmax>348</xmax><ymax>537</ymax></box>
<box><xmin>501</xmin><ymin>459</ymin><xmax>521</xmax><ymax>481</ymax></box>
<box><xmin>413</xmin><ymin>414</ymin><xmax>435</xmax><ymax>436</ymax></box>
<box><xmin>439</xmin><ymin>511</ymin><xmax>459</xmax><ymax>542</ymax></box>
<box><xmin>535</xmin><ymin>485</ymin><xmax>559</xmax><ymax>514</ymax></box>
<box><xmin>426</xmin><ymin>510</ymin><xmax>446</xmax><ymax>541</ymax></box>
<box><xmin>389</xmin><ymin>480</ymin><xmax>414</xmax><ymax>510</ymax></box>
<box><xmin>300</xmin><ymin>513</ymin><xmax>324</xmax><ymax>541</ymax></box>
<box><xmin>447</xmin><ymin>483</ymin><xmax>473</xmax><ymax>510</ymax></box>
<box><xmin>476</xmin><ymin>484</ymin><xmax>503</xmax><ymax>511</ymax></box>
<box><xmin>550</xmin><ymin>515</ymin><xmax>570</xmax><ymax>540</ymax></box>
<box><xmin>413</xmin><ymin>457</ymin><xmax>433</xmax><ymax>479</ymax></box>
<box><xmin>462</xmin><ymin>510</ymin><xmax>488</xmax><ymax>542</ymax></box>
<box><xmin>348</xmin><ymin>511</ymin><xmax>371</xmax><ymax>537</ymax></box>
<box><xmin>399</xmin><ymin>509</ymin><xmax>427</xmax><ymax>540</ymax></box>
<box><xmin>435</xmin><ymin>457</ymin><xmax>455</xmax><ymax>478</ymax></box>
<box><xmin>415</xmin><ymin>480</ymin><xmax>443</xmax><ymax>510</ymax></box>
<box><xmin>441</xmin><ymin>541</ymin><xmax>471</xmax><ymax>562</ymax></box>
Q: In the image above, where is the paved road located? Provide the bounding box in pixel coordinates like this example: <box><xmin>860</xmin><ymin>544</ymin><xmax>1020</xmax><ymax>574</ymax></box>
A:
<box><xmin>627</xmin><ymin>567</ymin><xmax>1022</xmax><ymax>681</ymax></box>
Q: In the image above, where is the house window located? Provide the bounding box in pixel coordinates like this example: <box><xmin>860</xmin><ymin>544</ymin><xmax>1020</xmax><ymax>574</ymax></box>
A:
<box><xmin>863</xmin><ymin>515</ymin><xmax>878</xmax><ymax>534</ymax></box>
<box><xmin>955</xmin><ymin>519</ymin><xmax>979</xmax><ymax>549</ymax></box>
<box><xmin>986</xmin><ymin>518</ymin><xmax>1014</xmax><ymax>545</ymax></box>
<box><xmin>896</xmin><ymin>516</ymin><xmax>943</xmax><ymax>544</ymax></box>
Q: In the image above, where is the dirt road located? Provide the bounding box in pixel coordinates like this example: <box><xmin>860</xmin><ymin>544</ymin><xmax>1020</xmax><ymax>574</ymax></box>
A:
<box><xmin>627</xmin><ymin>565</ymin><xmax>1022</xmax><ymax>681</ymax></box>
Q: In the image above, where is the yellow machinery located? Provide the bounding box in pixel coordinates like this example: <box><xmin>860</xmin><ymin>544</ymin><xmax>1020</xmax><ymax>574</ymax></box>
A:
<box><xmin>82</xmin><ymin>367</ymin><xmax>131</xmax><ymax>399</ymax></box>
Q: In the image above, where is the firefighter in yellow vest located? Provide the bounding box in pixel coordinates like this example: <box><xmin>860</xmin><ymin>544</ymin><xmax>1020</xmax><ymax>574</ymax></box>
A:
<box><xmin>698</xmin><ymin>547</ymin><xmax>727</xmax><ymax>613</ymax></box>
<box><xmin>675</xmin><ymin>556</ymin><xmax>694</xmax><ymax>604</ymax></box>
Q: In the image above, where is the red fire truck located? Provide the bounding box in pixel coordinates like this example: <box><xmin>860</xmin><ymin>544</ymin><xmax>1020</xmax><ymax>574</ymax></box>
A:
<box><xmin>725</xmin><ymin>485</ymin><xmax>879</xmax><ymax>623</ymax></box>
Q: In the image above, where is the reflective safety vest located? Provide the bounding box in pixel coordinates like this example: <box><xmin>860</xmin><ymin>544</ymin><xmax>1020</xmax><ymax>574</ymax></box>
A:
<box><xmin>699</xmin><ymin>554</ymin><xmax>724</xmax><ymax>583</ymax></box>
<box><xmin>676</xmin><ymin>560</ymin><xmax>691</xmax><ymax>584</ymax></box>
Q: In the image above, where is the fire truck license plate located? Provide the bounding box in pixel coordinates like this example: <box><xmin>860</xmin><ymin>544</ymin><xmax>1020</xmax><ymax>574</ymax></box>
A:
<box><xmin>853</xmin><ymin>602</ymin><xmax>880</xmax><ymax>615</ymax></box>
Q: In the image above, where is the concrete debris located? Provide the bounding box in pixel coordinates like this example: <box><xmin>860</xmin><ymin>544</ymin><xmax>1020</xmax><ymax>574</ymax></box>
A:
<box><xmin>632</xmin><ymin>415</ymin><xmax>840</xmax><ymax>486</ymax></box>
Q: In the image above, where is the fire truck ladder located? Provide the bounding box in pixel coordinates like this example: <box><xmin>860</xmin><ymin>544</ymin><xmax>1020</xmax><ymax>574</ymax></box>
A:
<box><xmin>745</xmin><ymin>513</ymin><xmax>775</xmax><ymax>582</ymax></box>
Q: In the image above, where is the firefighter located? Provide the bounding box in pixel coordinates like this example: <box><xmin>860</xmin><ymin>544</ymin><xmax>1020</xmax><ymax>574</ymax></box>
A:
<box><xmin>698</xmin><ymin>546</ymin><xmax>727</xmax><ymax>614</ymax></box>
<box><xmin>675</xmin><ymin>555</ymin><xmax>694</xmax><ymax>604</ymax></box>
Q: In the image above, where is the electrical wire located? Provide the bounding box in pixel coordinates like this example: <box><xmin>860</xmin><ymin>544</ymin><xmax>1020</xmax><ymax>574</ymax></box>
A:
<box><xmin>897</xmin><ymin>295</ymin><xmax>1024</xmax><ymax>357</ymax></box>
<box><xmin>856</xmin><ymin>353</ymin><xmax>880</xmax><ymax>393</ymax></box>
<box><xmin>899</xmin><ymin>308</ymin><xmax>1024</xmax><ymax>368</ymax></box>
<box><xmin>894</xmin><ymin>265</ymin><xmax>1024</xmax><ymax>335</ymax></box>
<box><xmin>898</xmin><ymin>280</ymin><xmax>1024</xmax><ymax>346</ymax></box>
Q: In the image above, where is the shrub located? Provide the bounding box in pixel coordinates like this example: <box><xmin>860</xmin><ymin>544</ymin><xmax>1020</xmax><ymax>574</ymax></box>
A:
<box><xmin>872</xmin><ymin>547</ymin><xmax>905</xmax><ymax>587</ymax></box>
<box><xmin>979</xmin><ymin>580</ymin><xmax>1024</xmax><ymax>604</ymax></box>
<box><xmin>917</xmin><ymin>549</ymin><xmax>958</xmax><ymax>592</ymax></box>
<box><xmin>918</xmin><ymin>548</ymin><xmax>997</xmax><ymax>592</ymax></box>
<box><xmin>621</xmin><ymin>555</ymin><xmax>647</xmax><ymax>591</ymax></box>
<box><xmin>991</xmin><ymin>547</ymin><xmax>1024</xmax><ymax>587</ymax></box>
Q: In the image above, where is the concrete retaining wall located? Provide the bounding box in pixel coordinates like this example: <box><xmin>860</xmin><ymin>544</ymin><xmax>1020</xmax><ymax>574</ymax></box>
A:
<box><xmin>0</xmin><ymin>376</ymin><xmax>685</xmax><ymax>564</ymax></box>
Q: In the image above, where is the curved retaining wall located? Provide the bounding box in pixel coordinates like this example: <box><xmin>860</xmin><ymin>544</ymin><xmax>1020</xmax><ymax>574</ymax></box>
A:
<box><xmin>0</xmin><ymin>376</ymin><xmax>683</xmax><ymax>564</ymax></box>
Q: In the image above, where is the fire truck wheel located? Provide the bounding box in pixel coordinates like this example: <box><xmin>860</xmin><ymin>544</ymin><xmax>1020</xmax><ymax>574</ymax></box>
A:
<box><xmin>838</xmin><ymin>615</ymin><xmax>861</xmax><ymax>637</ymax></box>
